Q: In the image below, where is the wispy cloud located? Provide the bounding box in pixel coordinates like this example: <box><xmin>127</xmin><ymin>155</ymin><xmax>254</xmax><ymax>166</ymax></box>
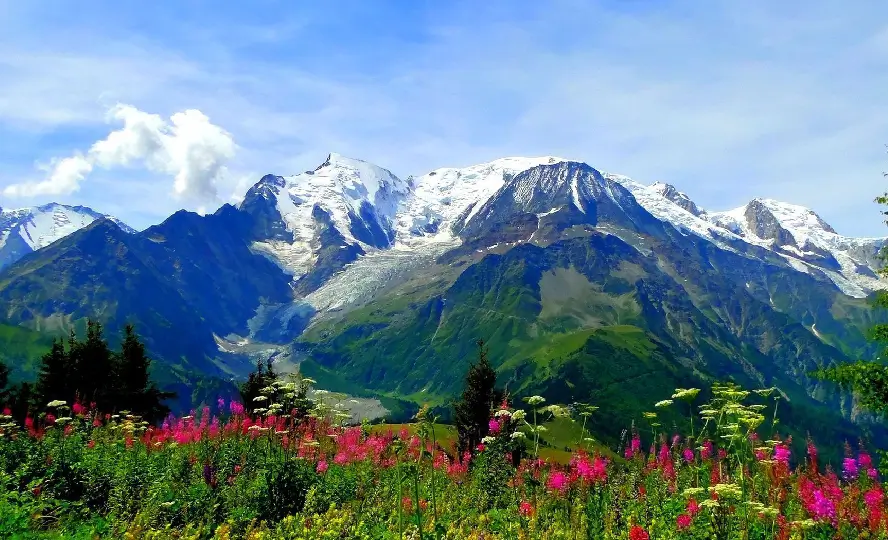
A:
<box><xmin>0</xmin><ymin>1</ymin><xmax>886</xmax><ymax>234</ymax></box>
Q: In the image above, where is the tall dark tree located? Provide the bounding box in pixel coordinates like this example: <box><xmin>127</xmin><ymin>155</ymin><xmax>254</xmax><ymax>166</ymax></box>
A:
<box><xmin>453</xmin><ymin>339</ymin><xmax>503</xmax><ymax>455</ymax></box>
<box><xmin>115</xmin><ymin>323</ymin><xmax>173</xmax><ymax>423</ymax></box>
<box><xmin>240</xmin><ymin>359</ymin><xmax>275</xmax><ymax>415</ymax></box>
<box><xmin>35</xmin><ymin>338</ymin><xmax>72</xmax><ymax>407</ymax></box>
<box><xmin>76</xmin><ymin>320</ymin><xmax>115</xmax><ymax>408</ymax></box>
<box><xmin>0</xmin><ymin>358</ymin><xmax>9</xmax><ymax>401</ymax></box>
<box><xmin>34</xmin><ymin>320</ymin><xmax>173</xmax><ymax>422</ymax></box>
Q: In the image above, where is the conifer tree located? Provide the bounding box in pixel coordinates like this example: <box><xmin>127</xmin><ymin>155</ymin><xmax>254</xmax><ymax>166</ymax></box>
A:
<box><xmin>115</xmin><ymin>323</ymin><xmax>172</xmax><ymax>423</ymax></box>
<box><xmin>35</xmin><ymin>338</ymin><xmax>72</xmax><ymax>406</ymax></box>
<box><xmin>0</xmin><ymin>358</ymin><xmax>8</xmax><ymax>401</ymax></box>
<box><xmin>453</xmin><ymin>339</ymin><xmax>503</xmax><ymax>455</ymax></box>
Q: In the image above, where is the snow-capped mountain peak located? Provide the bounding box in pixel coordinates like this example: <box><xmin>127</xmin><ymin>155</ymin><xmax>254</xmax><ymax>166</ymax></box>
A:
<box><xmin>395</xmin><ymin>155</ymin><xmax>568</xmax><ymax>239</ymax></box>
<box><xmin>0</xmin><ymin>203</ymin><xmax>133</xmax><ymax>269</ymax></box>
<box><xmin>649</xmin><ymin>182</ymin><xmax>703</xmax><ymax>216</ymax></box>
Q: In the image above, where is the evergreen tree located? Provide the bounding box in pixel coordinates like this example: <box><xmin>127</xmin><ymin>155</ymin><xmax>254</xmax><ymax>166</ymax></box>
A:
<box><xmin>453</xmin><ymin>339</ymin><xmax>503</xmax><ymax>455</ymax></box>
<box><xmin>34</xmin><ymin>320</ymin><xmax>173</xmax><ymax>422</ymax></box>
<box><xmin>240</xmin><ymin>359</ymin><xmax>274</xmax><ymax>415</ymax></box>
<box><xmin>115</xmin><ymin>323</ymin><xmax>173</xmax><ymax>423</ymax></box>
<box><xmin>813</xmin><ymin>172</ymin><xmax>888</xmax><ymax>415</ymax></box>
<box><xmin>35</xmin><ymin>338</ymin><xmax>72</xmax><ymax>406</ymax></box>
<box><xmin>0</xmin><ymin>358</ymin><xmax>8</xmax><ymax>401</ymax></box>
<box><xmin>77</xmin><ymin>320</ymin><xmax>115</xmax><ymax>408</ymax></box>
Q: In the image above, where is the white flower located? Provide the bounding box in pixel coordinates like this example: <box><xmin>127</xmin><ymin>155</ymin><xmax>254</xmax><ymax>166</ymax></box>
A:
<box><xmin>252</xmin><ymin>396</ymin><xmax>268</xmax><ymax>402</ymax></box>
<box><xmin>510</xmin><ymin>432</ymin><xmax>526</xmax><ymax>440</ymax></box>
<box><xmin>494</xmin><ymin>409</ymin><xmax>512</xmax><ymax>417</ymax></box>
<box><xmin>655</xmin><ymin>400</ymin><xmax>673</xmax><ymax>408</ymax></box>
<box><xmin>671</xmin><ymin>388</ymin><xmax>700</xmax><ymax>400</ymax></box>
<box><xmin>481</xmin><ymin>436</ymin><xmax>496</xmax><ymax>444</ymax></box>
<box><xmin>526</xmin><ymin>396</ymin><xmax>546</xmax><ymax>406</ymax></box>
<box><xmin>511</xmin><ymin>410</ymin><xmax>527</xmax><ymax>421</ymax></box>
<box><xmin>47</xmin><ymin>400</ymin><xmax>67</xmax><ymax>408</ymax></box>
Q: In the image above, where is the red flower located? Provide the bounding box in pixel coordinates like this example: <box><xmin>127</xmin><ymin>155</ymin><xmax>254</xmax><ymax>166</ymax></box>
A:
<box><xmin>87</xmin><ymin>440</ymin><xmax>96</xmax><ymax>449</ymax></box>
<box><xmin>519</xmin><ymin>500</ymin><xmax>534</xmax><ymax>517</ymax></box>
<box><xmin>476</xmin><ymin>443</ymin><xmax>485</xmax><ymax>452</ymax></box>
<box><xmin>629</xmin><ymin>525</ymin><xmax>649</xmax><ymax>540</ymax></box>
<box><xmin>676</xmin><ymin>514</ymin><xmax>692</xmax><ymax>531</ymax></box>
<box><xmin>419</xmin><ymin>499</ymin><xmax>428</xmax><ymax>511</ymax></box>
<box><xmin>402</xmin><ymin>497</ymin><xmax>413</xmax><ymax>512</ymax></box>
<box><xmin>687</xmin><ymin>498</ymin><xmax>700</xmax><ymax>516</ymax></box>
<box><xmin>316</xmin><ymin>460</ymin><xmax>328</xmax><ymax>474</ymax></box>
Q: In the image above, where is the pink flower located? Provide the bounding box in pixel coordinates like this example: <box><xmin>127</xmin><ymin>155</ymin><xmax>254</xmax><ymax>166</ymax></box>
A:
<box><xmin>687</xmin><ymin>498</ymin><xmax>700</xmax><ymax>516</ymax></box>
<box><xmin>488</xmin><ymin>418</ymin><xmax>501</xmax><ymax>434</ymax></box>
<box><xmin>519</xmin><ymin>500</ymin><xmax>534</xmax><ymax>517</ymax></box>
<box><xmin>843</xmin><ymin>457</ymin><xmax>858</xmax><ymax>480</ymax></box>
<box><xmin>676</xmin><ymin>514</ymin><xmax>692</xmax><ymax>531</ymax></box>
<box><xmin>700</xmin><ymin>441</ymin><xmax>713</xmax><ymax>461</ymax></box>
<box><xmin>773</xmin><ymin>444</ymin><xmax>790</xmax><ymax>466</ymax></box>
<box><xmin>1</xmin><ymin>407</ymin><xmax>10</xmax><ymax>416</ymax></box>
<box><xmin>682</xmin><ymin>448</ymin><xmax>694</xmax><ymax>463</ymax></box>
<box><xmin>316</xmin><ymin>460</ymin><xmax>328</xmax><ymax>474</ymax></box>
<box><xmin>476</xmin><ymin>443</ymin><xmax>485</xmax><ymax>452</ymax></box>
<box><xmin>547</xmin><ymin>471</ymin><xmax>569</xmax><ymax>493</ymax></box>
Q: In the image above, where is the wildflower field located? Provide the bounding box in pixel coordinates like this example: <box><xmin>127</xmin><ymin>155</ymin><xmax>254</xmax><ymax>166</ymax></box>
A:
<box><xmin>1</xmin><ymin>382</ymin><xmax>886</xmax><ymax>539</ymax></box>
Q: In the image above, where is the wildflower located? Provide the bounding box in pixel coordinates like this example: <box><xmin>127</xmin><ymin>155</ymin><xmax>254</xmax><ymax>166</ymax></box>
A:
<box><xmin>629</xmin><ymin>525</ymin><xmax>649</xmax><ymax>540</ymax></box>
<box><xmin>655</xmin><ymin>399</ymin><xmax>673</xmax><ymax>408</ymax></box>
<box><xmin>511</xmin><ymin>410</ymin><xmax>526</xmax><ymax>421</ymax></box>
<box><xmin>494</xmin><ymin>409</ymin><xmax>512</xmax><ymax>417</ymax></box>
<box><xmin>773</xmin><ymin>444</ymin><xmax>790</xmax><ymax>466</ymax></box>
<box><xmin>518</xmin><ymin>500</ymin><xmax>534</xmax><ymax>517</ymax></box>
<box><xmin>687</xmin><ymin>498</ymin><xmax>700</xmax><ymax>516</ymax></box>
<box><xmin>46</xmin><ymin>400</ymin><xmax>66</xmax><ymax>408</ymax></box>
<box><xmin>87</xmin><ymin>440</ymin><xmax>96</xmax><ymax>449</ymax></box>
<box><xmin>672</xmin><ymin>388</ymin><xmax>700</xmax><ymax>400</ymax></box>
<box><xmin>842</xmin><ymin>457</ymin><xmax>858</xmax><ymax>480</ymax></box>
<box><xmin>488</xmin><ymin>419</ymin><xmax>501</xmax><ymax>434</ymax></box>
<box><xmin>676</xmin><ymin>514</ymin><xmax>692</xmax><ymax>531</ymax></box>
<box><xmin>547</xmin><ymin>471</ymin><xmax>569</xmax><ymax>493</ymax></box>
<box><xmin>476</xmin><ymin>443</ymin><xmax>485</xmax><ymax>452</ymax></box>
<box><xmin>481</xmin><ymin>436</ymin><xmax>496</xmax><ymax>444</ymax></box>
<box><xmin>682</xmin><ymin>447</ymin><xmax>694</xmax><ymax>463</ymax></box>
<box><xmin>316</xmin><ymin>460</ymin><xmax>328</xmax><ymax>474</ymax></box>
<box><xmin>510</xmin><ymin>431</ymin><xmax>526</xmax><ymax>440</ymax></box>
<box><xmin>402</xmin><ymin>497</ymin><xmax>413</xmax><ymax>512</ymax></box>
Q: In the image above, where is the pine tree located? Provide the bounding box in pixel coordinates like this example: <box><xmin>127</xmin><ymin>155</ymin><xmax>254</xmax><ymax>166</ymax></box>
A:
<box><xmin>115</xmin><ymin>323</ymin><xmax>172</xmax><ymax>423</ymax></box>
<box><xmin>35</xmin><ymin>338</ymin><xmax>72</xmax><ymax>406</ymax></box>
<box><xmin>240</xmin><ymin>359</ymin><xmax>274</xmax><ymax>415</ymax></box>
<box><xmin>0</xmin><ymin>358</ymin><xmax>8</xmax><ymax>401</ymax></box>
<box><xmin>77</xmin><ymin>320</ymin><xmax>115</xmax><ymax>408</ymax></box>
<box><xmin>453</xmin><ymin>339</ymin><xmax>503</xmax><ymax>455</ymax></box>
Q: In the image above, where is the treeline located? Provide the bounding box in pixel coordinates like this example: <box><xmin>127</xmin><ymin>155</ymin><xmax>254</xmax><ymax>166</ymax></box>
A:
<box><xmin>0</xmin><ymin>320</ymin><xmax>173</xmax><ymax>423</ymax></box>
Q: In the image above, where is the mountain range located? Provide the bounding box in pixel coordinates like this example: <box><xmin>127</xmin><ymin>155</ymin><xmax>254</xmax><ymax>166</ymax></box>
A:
<box><xmin>0</xmin><ymin>153</ymin><xmax>885</xmax><ymax>453</ymax></box>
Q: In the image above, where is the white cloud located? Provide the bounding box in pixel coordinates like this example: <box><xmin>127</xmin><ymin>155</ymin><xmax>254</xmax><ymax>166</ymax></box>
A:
<box><xmin>4</xmin><ymin>104</ymin><xmax>235</xmax><ymax>202</ymax></box>
<box><xmin>3</xmin><ymin>154</ymin><xmax>93</xmax><ymax>197</ymax></box>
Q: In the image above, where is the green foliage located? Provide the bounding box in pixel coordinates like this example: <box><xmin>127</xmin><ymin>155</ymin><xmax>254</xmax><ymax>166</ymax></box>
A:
<box><xmin>453</xmin><ymin>340</ymin><xmax>503</xmax><ymax>455</ymax></box>
<box><xmin>32</xmin><ymin>320</ymin><xmax>173</xmax><ymax>422</ymax></box>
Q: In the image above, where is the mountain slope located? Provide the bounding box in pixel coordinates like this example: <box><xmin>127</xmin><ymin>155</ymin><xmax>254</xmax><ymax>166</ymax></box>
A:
<box><xmin>0</xmin><ymin>203</ymin><xmax>133</xmax><ymax>269</ymax></box>
<box><xmin>0</xmin><ymin>207</ymin><xmax>294</xmax><ymax>401</ymax></box>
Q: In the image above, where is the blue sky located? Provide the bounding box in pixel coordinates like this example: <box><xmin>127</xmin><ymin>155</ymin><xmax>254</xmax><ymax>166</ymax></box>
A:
<box><xmin>1</xmin><ymin>1</ymin><xmax>887</xmax><ymax>235</ymax></box>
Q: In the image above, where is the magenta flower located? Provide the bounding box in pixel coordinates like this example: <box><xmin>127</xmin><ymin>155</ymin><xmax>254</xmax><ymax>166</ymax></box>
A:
<box><xmin>547</xmin><ymin>471</ymin><xmax>569</xmax><ymax>493</ymax></box>
<box><xmin>316</xmin><ymin>460</ymin><xmax>328</xmax><ymax>474</ymax></box>
<box><xmin>843</xmin><ymin>457</ymin><xmax>859</xmax><ymax>480</ymax></box>
<box><xmin>676</xmin><ymin>514</ymin><xmax>692</xmax><ymax>531</ymax></box>
<box><xmin>773</xmin><ymin>444</ymin><xmax>790</xmax><ymax>466</ymax></box>
<box><xmin>488</xmin><ymin>418</ymin><xmax>501</xmax><ymax>434</ymax></box>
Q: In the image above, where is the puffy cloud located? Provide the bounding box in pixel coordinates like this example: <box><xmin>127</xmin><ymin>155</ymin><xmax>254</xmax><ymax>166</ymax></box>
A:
<box><xmin>4</xmin><ymin>104</ymin><xmax>235</xmax><ymax>202</ymax></box>
<box><xmin>3</xmin><ymin>154</ymin><xmax>93</xmax><ymax>197</ymax></box>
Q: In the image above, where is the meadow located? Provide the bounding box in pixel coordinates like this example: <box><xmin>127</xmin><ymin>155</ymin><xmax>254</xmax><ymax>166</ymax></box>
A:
<box><xmin>0</xmin><ymin>382</ymin><xmax>885</xmax><ymax>539</ymax></box>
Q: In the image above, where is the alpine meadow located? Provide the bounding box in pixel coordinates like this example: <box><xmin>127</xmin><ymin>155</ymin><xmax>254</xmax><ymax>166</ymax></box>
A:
<box><xmin>2</xmin><ymin>2</ymin><xmax>888</xmax><ymax>538</ymax></box>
